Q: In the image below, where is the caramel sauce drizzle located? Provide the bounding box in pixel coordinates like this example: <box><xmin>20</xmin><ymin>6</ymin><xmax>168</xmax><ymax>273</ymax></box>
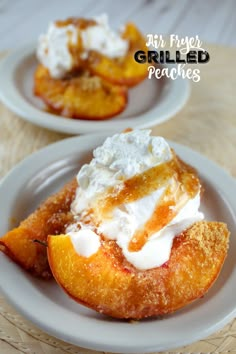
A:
<box><xmin>94</xmin><ymin>153</ymin><xmax>200</xmax><ymax>252</ymax></box>
<box><xmin>55</xmin><ymin>18</ymin><xmax>97</xmax><ymax>72</ymax></box>
<box><xmin>55</xmin><ymin>18</ymin><xmax>96</xmax><ymax>29</ymax></box>
<box><xmin>128</xmin><ymin>179</ymin><xmax>190</xmax><ymax>251</ymax></box>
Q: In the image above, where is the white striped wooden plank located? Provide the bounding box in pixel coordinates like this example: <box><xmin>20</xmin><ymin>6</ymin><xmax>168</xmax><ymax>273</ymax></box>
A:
<box><xmin>130</xmin><ymin>0</ymin><xmax>177</xmax><ymax>33</ymax></box>
<box><xmin>85</xmin><ymin>0</ymin><xmax>147</xmax><ymax>27</ymax></box>
<box><xmin>217</xmin><ymin>0</ymin><xmax>236</xmax><ymax>46</ymax></box>
<box><xmin>0</xmin><ymin>0</ymin><xmax>96</xmax><ymax>48</ymax></box>
<box><xmin>200</xmin><ymin>0</ymin><xmax>234</xmax><ymax>44</ymax></box>
<box><xmin>173</xmin><ymin>1</ymin><xmax>216</xmax><ymax>38</ymax></box>
<box><xmin>0</xmin><ymin>0</ymin><xmax>235</xmax><ymax>49</ymax></box>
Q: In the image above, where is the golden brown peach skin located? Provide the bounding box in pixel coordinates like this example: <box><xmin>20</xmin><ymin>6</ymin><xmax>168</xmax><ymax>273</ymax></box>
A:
<box><xmin>47</xmin><ymin>221</ymin><xmax>229</xmax><ymax>319</ymax></box>
<box><xmin>0</xmin><ymin>179</ymin><xmax>77</xmax><ymax>278</ymax></box>
<box><xmin>87</xmin><ymin>23</ymin><xmax>149</xmax><ymax>87</ymax></box>
<box><xmin>34</xmin><ymin>65</ymin><xmax>128</xmax><ymax>120</ymax></box>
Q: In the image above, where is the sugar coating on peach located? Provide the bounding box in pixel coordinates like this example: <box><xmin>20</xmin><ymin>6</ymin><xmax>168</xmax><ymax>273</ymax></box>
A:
<box><xmin>47</xmin><ymin>221</ymin><xmax>229</xmax><ymax>319</ymax></box>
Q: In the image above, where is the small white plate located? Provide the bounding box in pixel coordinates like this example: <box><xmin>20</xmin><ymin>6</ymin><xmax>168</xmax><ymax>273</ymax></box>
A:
<box><xmin>0</xmin><ymin>44</ymin><xmax>190</xmax><ymax>134</ymax></box>
<box><xmin>0</xmin><ymin>134</ymin><xmax>235</xmax><ymax>353</ymax></box>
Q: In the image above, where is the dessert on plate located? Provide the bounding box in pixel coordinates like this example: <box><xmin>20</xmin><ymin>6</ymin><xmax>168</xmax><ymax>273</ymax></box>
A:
<box><xmin>0</xmin><ymin>130</ymin><xmax>230</xmax><ymax>319</ymax></box>
<box><xmin>34</xmin><ymin>15</ymin><xmax>149</xmax><ymax>119</ymax></box>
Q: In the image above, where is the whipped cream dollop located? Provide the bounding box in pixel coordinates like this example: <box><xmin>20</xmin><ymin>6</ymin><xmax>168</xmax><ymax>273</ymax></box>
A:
<box><xmin>37</xmin><ymin>14</ymin><xmax>128</xmax><ymax>78</ymax></box>
<box><xmin>37</xmin><ymin>22</ymin><xmax>78</xmax><ymax>79</ymax></box>
<box><xmin>67</xmin><ymin>130</ymin><xmax>204</xmax><ymax>270</ymax></box>
<box><xmin>81</xmin><ymin>14</ymin><xmax>128</xmax><ymax>59</ymax></box>
<box><xmin>67</xmin><ymin>223</ymin><xmax>100</xmax><ymax>257</ymax></box>
<box><xmin>72</xmin><ymin>130</ymin><xmax>172</xmax><ymax>214</ymax></box>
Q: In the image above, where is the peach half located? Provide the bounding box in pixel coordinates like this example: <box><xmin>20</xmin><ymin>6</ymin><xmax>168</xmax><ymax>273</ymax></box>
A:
<box><xmin>47</xmin><ymin>221</ymin><xmax>229</xmax><ymax>319</ymax></box>
<box><xmin>34</xmin><ymin>65</ymin><xmax>128</xmax><ymax>120</ymax></box>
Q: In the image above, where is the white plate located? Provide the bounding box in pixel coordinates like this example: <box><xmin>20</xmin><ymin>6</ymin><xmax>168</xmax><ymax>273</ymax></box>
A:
<box><xmin>0</xmin><ymin>44</ymin><xmax>190</xmax><ymax>134</ymax></box>
<box><xmin>0</xmin><ymin>134</ymin><xmax>235</xmax><ymax>353</ymax></box>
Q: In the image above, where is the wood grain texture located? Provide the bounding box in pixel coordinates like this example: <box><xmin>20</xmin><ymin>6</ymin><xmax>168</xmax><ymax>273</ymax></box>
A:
<box><xmin>0</xmin><ymin>43</ymin><xmax>235</xmax><ymax>353</ymax></box>
<box><xmin>0</xmin><ymin>0</ymin><xmax>236</xmax><ymax>50</ymax></box>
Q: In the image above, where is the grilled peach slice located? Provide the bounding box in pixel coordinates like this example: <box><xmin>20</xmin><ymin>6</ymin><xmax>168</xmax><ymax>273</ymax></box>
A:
<box><xmin>34</xmin><ymin>65</ymin><xmax>128</xmax><ymax>119</ymax></box>
<box><xmin>87</xmin><ymin>23</ymin><xmax>149</xmax><ymax>87</ymax></box>
<box><xmin>48</xmin><ymin>221</ymin><xmax>229</xmax><ymax>319</ymax></box>
<box><xmin>0</xmin><ymin>179</ymin><xmax>77</xmax><ymax>278</ymax></box>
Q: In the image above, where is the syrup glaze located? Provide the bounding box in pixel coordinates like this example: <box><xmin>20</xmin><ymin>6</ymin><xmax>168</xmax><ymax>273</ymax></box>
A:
<box><xmin>93</xmin><ymin>153</ymin><xmax>200</xmax><ymax>252</ymax></box>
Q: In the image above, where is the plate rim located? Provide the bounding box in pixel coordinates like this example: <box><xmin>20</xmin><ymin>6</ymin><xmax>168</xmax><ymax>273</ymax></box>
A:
<box><xmin>0</xmin><ymin>134</ymin><xmax>236</xmax><ymax>353</ymax></box>
<box><xmin>0</xmin><ymin>43</ymin><xmax>190</xmax><ymax>134</ymax></box>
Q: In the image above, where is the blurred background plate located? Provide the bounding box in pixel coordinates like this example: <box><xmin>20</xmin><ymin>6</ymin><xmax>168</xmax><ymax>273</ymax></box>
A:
<box><xmin>0</xmin><ymin>44</ymin><xmax>190</xmax><ymax>135</ymax></box>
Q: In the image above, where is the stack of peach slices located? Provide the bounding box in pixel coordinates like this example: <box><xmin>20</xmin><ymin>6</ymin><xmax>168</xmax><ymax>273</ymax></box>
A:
<box><xmin>34</xmin><ymin>16</ymin><xmax>149</xmax><ymax>120</ymax></box>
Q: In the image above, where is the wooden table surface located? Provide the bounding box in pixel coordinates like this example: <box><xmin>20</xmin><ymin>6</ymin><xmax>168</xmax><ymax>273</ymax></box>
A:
<box><xmin>0</xmin><ymin>0</ymin><xmax>236</xmax><ymax>50</ymax></box>
<box><xmin>0</xmin><ymin>42</ymin><xmax>235</xmax><ymax>353</ymax></box>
